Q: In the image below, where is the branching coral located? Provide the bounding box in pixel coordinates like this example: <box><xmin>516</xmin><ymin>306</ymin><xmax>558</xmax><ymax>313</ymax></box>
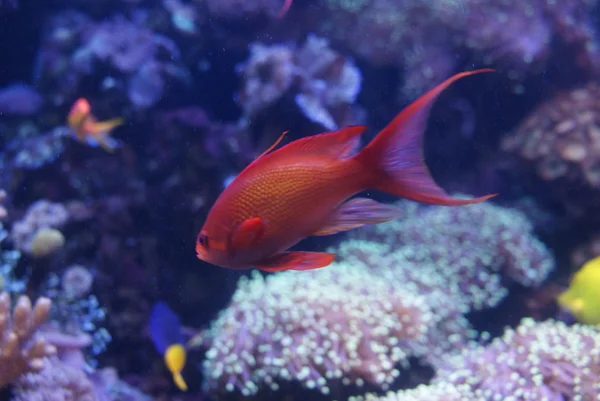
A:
<box><xmin>0</xmin><ymin>292</ymin><xmax>56</xmax><ymax>388</ymax></box>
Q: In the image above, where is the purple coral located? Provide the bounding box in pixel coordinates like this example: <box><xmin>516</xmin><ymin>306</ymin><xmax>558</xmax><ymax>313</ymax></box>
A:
<box><xmin>13</xmin><ymin>357</ymin><xmax>97</xmax><ymax>401</ymax></box>
<box><xmin>501</xmin><ymin>82</ymin><xmax>600</xmax><ymax>221</ymax></box>
<box><xmin>236</xmin><ymin>34</ymin><xmax>362</xmax><ymax>130</ymax></box>
<box><xmin>353</xmin><ymin>382</ymin><xmax>474</xmax><ymax>401</ymax></box>
<box><xmin>36</xmin><ymin>11</ymin><xmax>189</xmax><ymax>108</ymax></box>
<box><xmin>0</xmin><ymin>84</ymin><xmax>43</xmax><ymax>116</ymax></box>
<box><xmin>434</xmin><ymin>318</ymin><xmax>600</xmax><ymax>400</ymax></box>
<box><xmin>345</xmin><ymin>200</ymin><xmax>555</xmax><ymax>307</ymax></box>
<box><xmin>314</xmin><ymin>0</ymin><xmax>600</xmax><ymax>97</ymax></box>
<box><xmin>355</xmin><ymin>318</ymin><xmax>600</xmax><ymax>400</ymax></box>
<box><xmin>10</xmin><ymin>199</ymin><xmax>69</xmax><ymax>254</ymax></box>
<box><xmin>195</xmin><ymin>201</ymin><xmax>554</xmax><ymax>397</ymax></box>
<box><xmin>197</xmin><ymin>264</ymin><xmax>434</xmax><ymax>396</ymax></box>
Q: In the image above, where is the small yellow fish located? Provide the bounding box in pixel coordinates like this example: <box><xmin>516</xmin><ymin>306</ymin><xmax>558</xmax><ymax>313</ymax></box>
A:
<box><xmin>165</xmin><ymin>344</ymin><xmax>188</xmax><ymax>391</ymax></box>
<box><xmin>557</xmin><ymin>256</ymin><xmax>600</xmax><ymax>325</ymax></box>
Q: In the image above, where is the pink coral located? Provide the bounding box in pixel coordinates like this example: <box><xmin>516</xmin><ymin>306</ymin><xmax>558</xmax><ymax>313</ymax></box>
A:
<box><xmin>13</xmin><ymin>357</ymin><xmax>97</xmax><ymax>401</ymax></box>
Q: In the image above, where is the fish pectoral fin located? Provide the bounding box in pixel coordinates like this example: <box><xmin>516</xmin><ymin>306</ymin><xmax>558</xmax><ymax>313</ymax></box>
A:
<box><xmin>173</xmin><ymin>372</ymin><xmax>188</xmax><ymax>391</ymax></box>
<box><xmin>313</xmin><ymin>197</ymin><xmax>403</xmax><ymax>236</ymax></box>
<box><xmin>230</xmin><ymin>217</ymin><xmax>265</xmax><ymax>250</ymax></box>
<box><xmin>255</xmin><ymin>251</ymin><xmax>335</xmax><ymax>272</ymax></box>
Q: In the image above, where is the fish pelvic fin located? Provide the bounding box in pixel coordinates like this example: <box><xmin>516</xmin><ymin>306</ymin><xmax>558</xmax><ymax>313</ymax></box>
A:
<box><xmin>255</xmin><ymin>251</ymin><xmax>335</xmax><ymax>272</ymax></box>
<box><xmin>355</xmin><ymin>69</ymin><xmax>497</xmax><ymax>206</ymax></box>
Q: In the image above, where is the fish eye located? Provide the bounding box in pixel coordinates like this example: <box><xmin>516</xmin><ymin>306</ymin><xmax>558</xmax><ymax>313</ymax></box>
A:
<box><xmin>197</xmin><ymin>232</ymin><xmax>209</xmax><ymax>248</ymax></box>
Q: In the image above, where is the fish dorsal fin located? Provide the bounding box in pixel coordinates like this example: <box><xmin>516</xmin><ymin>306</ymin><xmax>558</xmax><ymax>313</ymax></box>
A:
<box><xmin>276</xmin><ymin>125</ymin><xmax>367</xmax><ymax>160</ymax></box>
<box><xmin>256</xmin><ymin>131</ymin><xmax>289</xmax><ymax>160</ymax></box>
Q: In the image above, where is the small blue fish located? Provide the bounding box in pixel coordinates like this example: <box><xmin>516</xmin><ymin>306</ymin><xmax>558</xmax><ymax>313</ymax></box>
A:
<box><xmin>148</xmin><ymin>302</ymin><xmax>188</xmax><ymax>391</ymax></box>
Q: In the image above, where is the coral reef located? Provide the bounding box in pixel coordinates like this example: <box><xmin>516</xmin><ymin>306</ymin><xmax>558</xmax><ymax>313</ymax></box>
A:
<box><xmin>346</xmin><ymin>200</ymin><xmax>555</xmax><ymax>306</ymax></box>
<box><xmin>315</xmin><ymin>0</ymin><xmax>600</xmax><ymax>97</ymax></box>
<box><xmin>37</xmin><ymin>11</ymin><xmax>190</xmax><ymax>108</ymax></box>
<box><xmin>1</xmin><ymin>0</ymin><xmax>599</xmax><ymax>399</ymax></box>
<box><xmin>356</xmin><ymin>318</ymin><xmax>600</xmax><ymax>400</ymax></box>
<box><xmin>13</xmin><ymin>356</ymin><xmax>97</xmax><ymax>401</ymax></box>
<box><xmin>197</xmin><ymin>264</ymin><xmax>433</xmax><ymax>396</ymax></box>
<box><xmin>0</xmin><ymin>292</ymin><xmax>55</xmax><ymax>388</ymax></box>
<box><xmin>236</xmin><ymin>34</ymin><xmax>362</xmax><ymax>130</ymax></box>
<box><xmin>435</xmin><ymin>318</ymin><xmax>600</xmax><ymax>400</ymax></box>
<box><xmin>193</xmin><ymin>201</ymin><xmax>554</xmax><ymax>398</ymax></box>
<box><xmin>502</xmin><ymin>82</ymin><xmax>600</xmax><ymax>221</ymax></box>
<box><xmin>10</xmin><ymin>199</ymin><xmax>69</xmax><ymax>254</ymax></box>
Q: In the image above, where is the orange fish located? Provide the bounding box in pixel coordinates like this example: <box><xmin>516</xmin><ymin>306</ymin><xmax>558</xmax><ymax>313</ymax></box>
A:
<box><xmin>276</xmin><ymin>0</ymin><xmax>292</xmax><ymax>18</ymax></box>
<box><xmin>67</xmin><ymin>98</ymin><xmax>124</xmax><ymax>152</ymax></box>
<box><xmin>195</xmin><ymin>69</ymin><xmax>497</xmax><ymax>273</ymax></box>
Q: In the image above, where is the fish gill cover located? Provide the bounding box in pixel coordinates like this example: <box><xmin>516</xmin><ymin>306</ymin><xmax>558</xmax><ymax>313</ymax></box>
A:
<box><xmin>0</xmin><ymin>0</ymin><xmax>599</xmax><ymax>400</ymax></box>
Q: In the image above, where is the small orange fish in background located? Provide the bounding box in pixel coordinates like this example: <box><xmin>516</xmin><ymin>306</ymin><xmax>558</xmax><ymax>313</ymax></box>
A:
<box><xmin>67</xmin><ymin>98</ymin><xmax>124</xmax><ymax>152</ymax></box>
<box><xmin>196</xmin><ymin>69</ymin><xmax>497</xmax><ymax>273</ymax></box>
<box><xmin>276</xmin><ymin>0</ymin><xmax>292</xmax><ymax>18</ymax></box>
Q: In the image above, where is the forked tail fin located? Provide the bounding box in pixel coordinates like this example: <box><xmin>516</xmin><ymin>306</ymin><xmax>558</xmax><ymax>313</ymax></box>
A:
<box><xmin>355</xmin><ymin>69</ymin><xmax>497</xmax><ymax>206</ymax></box>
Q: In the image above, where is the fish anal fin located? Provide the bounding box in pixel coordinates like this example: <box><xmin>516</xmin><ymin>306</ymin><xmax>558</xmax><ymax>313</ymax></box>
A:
<box><xmin>276</xmin><ymin>125</ymin><xmax>367</xmax><ymax>160</ymax></box>
<box><xmin>313</xmin><ymin>198</ymin><xmax>403</xmax><ymax>236</ymax></box>
<box><xmin>230</xmin><ymin>217</ymin><xmax>265</xmax><ymax>250</ymax></box>
<box><xmin>255</xmin><ymin>251</ymin><xmax>335</xmax><ymax>272</ymax></box>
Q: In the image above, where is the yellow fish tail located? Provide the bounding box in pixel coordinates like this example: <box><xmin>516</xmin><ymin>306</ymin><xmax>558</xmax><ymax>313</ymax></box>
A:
<box><xmin>173</xmin><ymin>372</ymin><xmax>188</xmax><ymax>391</ymax></box>
<box><xmin>165</xmin><ymin>344</ymin><xmax>188</xmax><ymax>390</ymax></box>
